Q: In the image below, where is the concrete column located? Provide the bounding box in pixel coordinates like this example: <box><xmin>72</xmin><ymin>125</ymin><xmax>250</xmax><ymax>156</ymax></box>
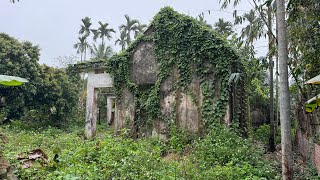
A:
<box><xmin>106</xmin><ymin>97</ymin><xmax>113</xmax><ymax>126</ymax></box>
<box><xmin>85</xmin><ymin>87</ymin><xmax>98</xmax><ymax>139</ymax></box>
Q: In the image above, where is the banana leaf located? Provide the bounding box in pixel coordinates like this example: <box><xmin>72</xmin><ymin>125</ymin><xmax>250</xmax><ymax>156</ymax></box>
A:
<box><xmin>305</xmin><ymin>94</ymin><xmax>320</xmax><ymax>113</ymax></box>
<box><xmin>305</xmin><ymin>74</ymin><xmax>320</xmax><ymax>85</ymax></box>
<box><xmin>0</xmin><ymin>75</ymin><xmax>28</xmax><ymax>86</ymax></box>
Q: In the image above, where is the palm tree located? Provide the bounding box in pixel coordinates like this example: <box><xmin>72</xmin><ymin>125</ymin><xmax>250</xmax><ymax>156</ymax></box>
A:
<box><xmin>277</xmin><ymin>0</ymin><xmax>293</xmax><ymax>178</ymax></box>
<box><xmin>134</xmin><ymin>23</ymin><xmax>147</xmax><ymax>38</ymax></box>
<box><xmin>79</xmin><ymin>17</ymin><xmax>92</xmax><ymax>61</ymax></box>
<box><xmin>73</xmin><ymin>36</ymin><xmax>85</xmax><ymax>62</ymax></box>
<box><xmin>73</xmin><ymin>35</ymin><xmax>91</xmax><ymax>62</ymax></box>
<box><xmin>90</xmin><ymin>43</ymin><xmax>113</xmax><ymax>59</ymax></box>
<box><xmin>91</xmin><ymin>21</ymin><xmax>115</xmax><ymax>47</ymax></box>
<box><xmin>79</xmin><ymin>17</ymin><xmax>92</xmax><ymax>37</ymax></box>
<box><xmin>119</xmin><ymin>15</ymin><xmax>140</xmax><ymax>46</ymax></box>
<box><xmin>197</xmin><ymin>14</ymin><xmax>212</xmax><ymax>28</ymax></box>
<box><xmin>214</xmin><ymin>18</ymin><xmax>234</xmax><ymax>36</ymax></box>
<box><xmin>240</xmin><ymin>10</ymin><xmax>265</xmax><ymax>46</ymax></box>
<box><xmin>115</xmin><ymin>30</ymin><xmax>127</xmax><ymax>51</ymax></box>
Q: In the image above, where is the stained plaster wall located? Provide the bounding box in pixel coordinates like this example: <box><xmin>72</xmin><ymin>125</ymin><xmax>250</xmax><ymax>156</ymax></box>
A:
<box><xmin>115</xmin><ymin>41</ymin><xmax>227</xmax><ymax>138</ymax></box>
<box><xmin>85</xmin><ymin>70</ymin><xmax>114</xmax><ymax>138</ymax></box>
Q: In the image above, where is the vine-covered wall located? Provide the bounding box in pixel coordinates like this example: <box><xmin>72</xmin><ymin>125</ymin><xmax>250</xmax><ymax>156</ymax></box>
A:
<box><xmin>107</xmin><ymin>7</ymin><xmax>246</xmax><ymax>137</ymax></box>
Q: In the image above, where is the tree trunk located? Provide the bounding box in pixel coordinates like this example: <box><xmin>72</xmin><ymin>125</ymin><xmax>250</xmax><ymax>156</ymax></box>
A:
<box><xmin>84</xmin><ymin>46</ymin><xmax>87</xmax><ymax>61</ymax></box>
<box><xmin>268</xmin><ymin>5</ymin><xmax>276</xmax><ymax>152</ymax></box>
<box><xmin>275</xmin><ymin>11</ymin><xmax>280</xmax><ymax>132</ymax></box>
<box><xmin>80</xmin><ymin>51</ymin><xmax>83</xmax><ymax>63</ymax></box>
<box><xmin>275</xmin><ymin>53</ymin><xmax>279</xmax><ymax>132</ymax></box>
<box><xmin>277</xmin><ymin>0</ymin><xmax>293</xmax><ymax>179</ymax></box>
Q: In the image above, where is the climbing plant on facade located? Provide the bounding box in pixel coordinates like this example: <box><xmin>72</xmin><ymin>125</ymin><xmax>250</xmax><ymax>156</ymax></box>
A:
<box><xmin>107</xmin><ymin>7</ymin><xmax>246</xmax><ymax>131</ymax></box>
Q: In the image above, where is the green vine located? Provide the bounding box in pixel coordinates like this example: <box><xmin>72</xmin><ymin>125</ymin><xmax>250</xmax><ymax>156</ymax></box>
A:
<box><xmin>107</xmin><ymin>7</ymin><xmax>244</xmax><ymax>131</ymax></box>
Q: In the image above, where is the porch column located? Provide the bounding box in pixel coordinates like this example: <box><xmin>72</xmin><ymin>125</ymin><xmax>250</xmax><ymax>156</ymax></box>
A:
<box><xmin>107</xmin><ymin>96</ymin><xmax>115</xmax><ymax>125</ymax></box>
<box><xmin>85</xmin><ymin>87</ymin><xmax>98</xmax><ymax>139</ymax></box>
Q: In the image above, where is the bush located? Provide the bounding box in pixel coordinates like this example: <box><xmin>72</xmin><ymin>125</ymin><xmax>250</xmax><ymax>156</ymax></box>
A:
<box><xmin>253</xmin><ymin>124</ymin><xmax>282</xmax><ymax>145</ymax></box>
<box><xmin>189</xmin><ymin>125</ymin><xmax>278</xmax><ymax>179</ymax></box>
<box><xmin>1</xmin><ymin>125</ymin><xmax>279</xmax><ymax>179</ymax></box>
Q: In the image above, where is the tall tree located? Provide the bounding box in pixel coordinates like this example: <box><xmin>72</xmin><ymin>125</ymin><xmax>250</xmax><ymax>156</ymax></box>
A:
<box><xmin>196</xmin><ymin>14</ymin><xmax>212</xmax><ymax>28</ymax></box>
<box><xmin>119</xmin><ymin>15</ymin><xmax>146</xmax><ymax>46</ymax></box>
<box><xmin>90</xmin><ymin>43</ymin><xmax>113</xmax><ymax>59</ymax></box>
<box><xmin>79</xmin><ymin>17</ymin><xmax>92</xmax><ymax>61</ymax></box>
<box><xmin>214</xmin><ymin>18</ymin><xmax>234</xmax><ymax>36</ymax></box>
<box><xmin>115</xmin><ymin>30</ymin><xmax>127</xmax><ymax>51</ymax></box>
<box><xmin>134</xmin><ymin>23</ymin><xmax>147</xmax><ymax>38</ymax></box>
<box><xmin>237</xmin><ymin>9</ymin><xmax>265</xmax><ymax>47</ymax></box>
<box><xmin>91</xmin><ymin>21</ymin><xmax>115</xmax><ymax>47</ymax></box>
<box><xmin>277</xmin><ymin>0</ymin><xmax>293</xmax><ymax>178</ymax></box>
<box><xmin>287</xmin><ymin>0</ymin><xmax>320</xmax><ymax>146</ymax></box>
<box><xmin>73</xmin><ymin>35</ymin><xmax>90</xmax><ymax>62</ymax></box>
<box><xmin>267</xmin><ymin>4</ymin><xmax>275</xmax><ymax>152</ymax></box>
<box><xmin>219</xmin><ymin>0</ymin><xmax>278</xmax><ymax>152</ymax></box>
<box><xmin>79</xmin><ymin>17</ymin><xmax>92</xmax><ymax>37</ymax></box>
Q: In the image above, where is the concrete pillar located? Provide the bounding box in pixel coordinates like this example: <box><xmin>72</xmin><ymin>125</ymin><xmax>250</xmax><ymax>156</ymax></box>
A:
<box><xmin>85</xmin><ymin>87</ymin><xmax>98</xmax><ymax>139</ymax></box>
<box><xmin>106</xmin><ymin>97</ymin><xmax>114</xmax><ymax>126</ymax></box>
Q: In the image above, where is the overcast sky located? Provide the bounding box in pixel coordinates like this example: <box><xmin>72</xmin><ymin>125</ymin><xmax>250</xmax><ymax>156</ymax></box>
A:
<box><xmin>0</xmin><ymin>0</ymin><xmax>267</xmax><ymax>66</ymax></box>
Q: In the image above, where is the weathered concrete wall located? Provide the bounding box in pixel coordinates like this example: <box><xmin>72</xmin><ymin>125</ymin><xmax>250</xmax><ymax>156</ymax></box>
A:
<box><xmin>106</xmin><ymin>96</ymin><xmax>115</xmax><ymax>125</ymax></box>
<box><xmin>314</xmin><ymin>143</ymin><xmax>320</xmax><ymax>173</ymax></box>
<box><xmin>85</xmin><ymin>87</ymin><xmax>98</xmax><ymax>138</ymax></box>
<box><xmin>87</xmin><ymin>71</ymin><xmax>113</xmax><ymax>88</ymax></box>
<box><xmin>295</xmin><ymin>129</ymin><xmax>320</xmax><ymax>173</ymax></box>
<box><xmin>130</xmin><ymin>42</ymin><xmax>159</xmax><ymax>85</ymax></box>
<box><xmin>295</xmin><ymin>129</ymin><xmax>310</xmax><ymax>161</ymax></box>
<box><xmin>176</xmin><ymin>76</ymin><xmax>201</xmax><ymax>133</ymax></box>
<box><xmin>115</xmin><ymin>88</ymin><xmax>135</xmax><ymax>134</ymax></box>
<box><xmin>85</xmin><ymin>71</ymin><xmax>114</xmax><ymax>138</ymax></box>
<box><xmin>251</xmin><ymin>108</ymin><xmax>267</xmax><ymax>127</ymax></box>
<box><xmin>158</xmin><ymin>71</ymin><xmax>202</xmax><ymax>134</ymax></box>
<box><xmin>152</xmin><ymin>120</ymin><xmax>167</xmax><ymax>140</ymax></box>
<box><xmin>116</xmin><ymin>41</ymin><xmax>231</xmax><ymax>137</ymax></box>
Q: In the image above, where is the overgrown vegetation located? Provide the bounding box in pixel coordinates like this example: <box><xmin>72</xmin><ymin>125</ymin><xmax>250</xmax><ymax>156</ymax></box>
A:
<box><xmin>1</xmin><ymin>124</ymin><xmax>279</xmax><ymax>179</ymax></box>
<box><xmin>2</xmin><ymin>1</ymin><xmax>320</xmax><ymax>178</ymax></box>
<box><xmin>0</xmin><ymin>33</ymin><xmax>82</xmax><ymax>126</ymax></box>
<box><xmin>108</xmin><ymin>7</ymin><xmax>245</xmax><ymax>132</ymax></box>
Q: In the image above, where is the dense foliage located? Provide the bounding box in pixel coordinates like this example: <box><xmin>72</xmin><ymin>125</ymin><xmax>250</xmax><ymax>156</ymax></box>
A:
<box><xmin>0</xmin><ymin>33</ymin><xmax>42</xmax><ymax>120</ymax></box>
<box><xmin>0</xmin><ymin>33</ymin><xmax>80</xmax><ymax>125</ymax></box>
<box><xmin>1</xmin><ymin>124</ymin><xmax>279</xmax><ymax>179</ymax></box>
<box><xmin>108</xmin><ymin>7</ymin><xmax>245</xmax><ymax>131</ymax></box>
<box><xmin>287</xmin><ymin>0</ymin><xmax>320</xmax><ymax>143</ymax></box>
<box><xmin>288</xmin><ymin>0</ymin><xmax>320</xmax><ymax>80</ymax></box>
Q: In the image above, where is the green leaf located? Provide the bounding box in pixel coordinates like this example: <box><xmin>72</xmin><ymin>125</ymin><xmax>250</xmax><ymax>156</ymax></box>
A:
<box><xmin>305</xmin><ymin>94</ymin><xmax>320</xmax><ymax>113</ymax></box>
<box><xmin>0</xmin><ymin>75</ymin><xmax>29</xmax><ymax>86</ymax></box>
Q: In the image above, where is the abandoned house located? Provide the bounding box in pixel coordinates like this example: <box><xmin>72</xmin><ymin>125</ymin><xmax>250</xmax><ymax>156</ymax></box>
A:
<box><xmin>73</xmin><ymin>7</ymin><xmax>247</xmax><ymax>139</ymax></box>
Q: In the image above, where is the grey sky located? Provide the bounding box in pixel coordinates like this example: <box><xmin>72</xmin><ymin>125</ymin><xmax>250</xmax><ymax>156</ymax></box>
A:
<box><xmin>0</xmin><ymin>0</ymin><xmax>267</xmax><ymax>66</ymax></box>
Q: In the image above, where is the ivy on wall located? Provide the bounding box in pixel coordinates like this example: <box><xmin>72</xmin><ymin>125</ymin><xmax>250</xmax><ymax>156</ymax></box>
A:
<box><xmin>107</xmin><ymin>7</ymin><xmax>244</xmax><ymax>130</ymax></box>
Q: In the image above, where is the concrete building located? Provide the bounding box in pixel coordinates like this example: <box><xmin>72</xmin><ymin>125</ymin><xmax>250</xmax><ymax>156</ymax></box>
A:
<box><xmin>74</xmin><ymin>8</ymin><xmax>247</xmax><ymax>139</ymax></box>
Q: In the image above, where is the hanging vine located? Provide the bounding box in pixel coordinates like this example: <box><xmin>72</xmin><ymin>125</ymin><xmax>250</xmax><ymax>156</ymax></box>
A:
<box><xmin>107</xmin><ymin>7</ymin><xmax>245</xmax><ymax>129</ymax></box>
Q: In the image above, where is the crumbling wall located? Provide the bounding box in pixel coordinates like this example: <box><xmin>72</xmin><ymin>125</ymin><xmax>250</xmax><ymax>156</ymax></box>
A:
<box><xmin>295</xmin><ymin>129</ymin><xmax>320</xmax><ymax>173</ymax></box>
<box><xmin>130</xmin><ymin>42</ymin><xmax>158</xmax><ymax>85</ymax></box>
<box><xmin>115</xmin><ymin>88</ymin><xmax>135</xmax><ymax>134</ymax></box>
<box><xmin>85</xmin><ymin>71</ymin><xmax>113</xmax><ymax>138</ymax></box>
<box><xmin>116</xmin><ymin>41</ymin><xmax>225</xmax><ymax>137</ymax></box>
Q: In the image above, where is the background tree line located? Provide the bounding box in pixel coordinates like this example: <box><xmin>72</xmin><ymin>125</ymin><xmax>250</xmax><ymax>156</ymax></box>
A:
<box><xmin>74</xmin><ymin>15</ymin><xmax>147</xmax><ymax>62</ymax></box>
<box><xmin>0</xmin><ymin>33</ymin><xmax>81</xmax><ymax>127</ymax></box>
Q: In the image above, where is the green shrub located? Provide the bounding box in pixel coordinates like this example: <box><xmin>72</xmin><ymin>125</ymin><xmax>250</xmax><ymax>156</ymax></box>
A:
<box><xmin>1</xmin><ymin>125</ymin><xmax>279</xmax><ymax>179</ymax></box>
<box><xmin>168</xmin><ymin>125</ymin><xmax>197</xmax><ymax>153</ymax></box>
<box><xmin>190</xmin><ymin>125</ymin><xmax>278</xmax><ymax>179</ymax></box>
<box><xmin>254</xmin><ymin>124</ymin><xmax>282</xmax><ymax>145</ymax></box>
